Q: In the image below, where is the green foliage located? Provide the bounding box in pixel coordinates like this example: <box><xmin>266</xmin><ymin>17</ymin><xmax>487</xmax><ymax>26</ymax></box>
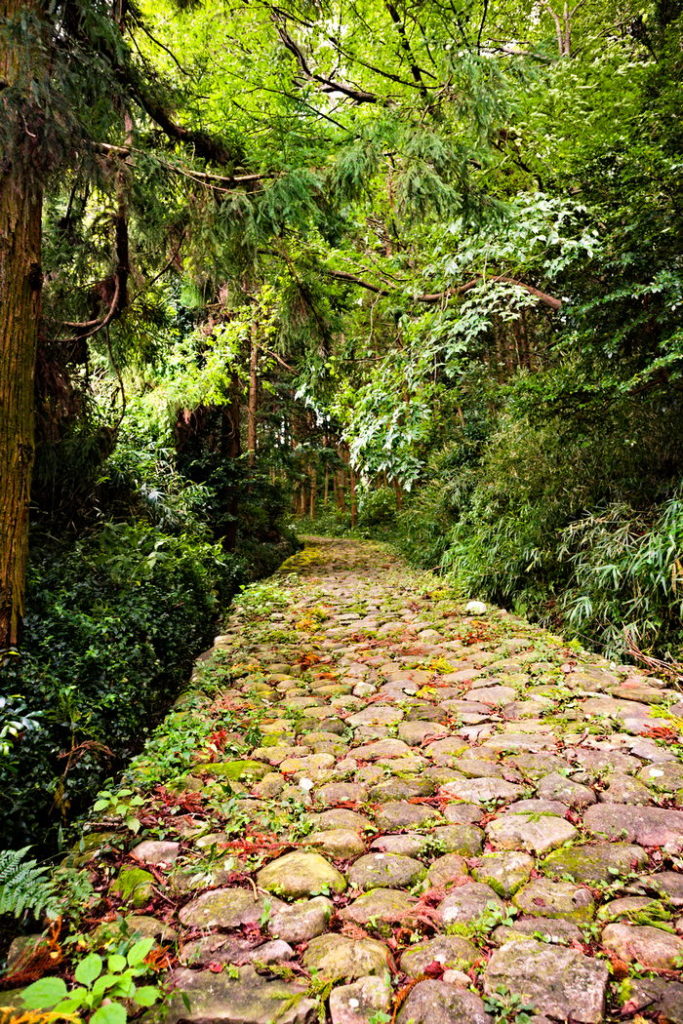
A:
<box><xmin>483</xmin><ymin>987</ymin><xmax>535</xmax><ymax>1024</ymax></box>
<box><xmin>0</xmin><ymin>520</ymin><xmax>238</xmax><ymax>850</ymax></box>
<box><xmin>0</xmin><ymin>849</ymin><xmax>51</xmax><ymax>920</ymax></box>
<box><xmin>20</xmin><ymin>938</ymin><xmax>163</xmax><ymax>1024</ymax></box>
<box><xmin>559</xmin><ymin>496</ymin><xmax>683</xmax><ymax>657</ymax></box>
<box><xmin>358</xmin><ymin>487</ymin><xmax>398</xmax><ymax>529</ymax></box>
<box><xmin>0</xmin><ymin>848</ymin><xmax>93</xmax><ymax>922</ymax></box>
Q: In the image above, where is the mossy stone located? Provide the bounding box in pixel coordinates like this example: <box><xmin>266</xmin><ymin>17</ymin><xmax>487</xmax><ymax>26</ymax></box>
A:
<box><xmin>112</xmin><ymin>866</ymin><xmax>154</xmax><ymax>907</ymax></box>
<box><xmin>195</xmin><ymin>759</ymin><xmax>270</xmax><ymax>780</ymax></box>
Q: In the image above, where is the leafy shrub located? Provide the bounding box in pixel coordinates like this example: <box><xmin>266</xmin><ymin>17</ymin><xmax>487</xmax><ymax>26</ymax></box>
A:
<box><xmin>357</xmin><ymin>486</ymin><xmax>398</xmax><ymax>528</ymax></box>
<box><xmin>20</xmin><ymin>937</ymin><xmax>162</xmax><ymax>1024</ymax></box>
<box><xmin>394</xmin><ymin>442</ymin><xmax>481</xmax><ymax>570</ymax></box>
<box><xmin>385</xmin><ymin>374</ymin><xmax>683</xmax><ymax>662</ymax></box>
<box><xmin>0</xmin><ymin>521</ymin><xmax>243</xmax><ymax>850</ymax></box>
<box><xmin>300</xmin><ymin>501</ymin><xmax>353</xmax><ymax>536</ymax></box>
<box><xmin>559</xmin><ymin>497</ymin><xmax>683</xmax><ymax>658</ymax></box>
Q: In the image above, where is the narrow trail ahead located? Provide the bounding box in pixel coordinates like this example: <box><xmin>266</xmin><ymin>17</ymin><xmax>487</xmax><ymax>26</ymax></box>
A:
<box><xmin>82</xmin><ymin>539</ymin><xmax>683</xmax><ymax>1023</ymax></box>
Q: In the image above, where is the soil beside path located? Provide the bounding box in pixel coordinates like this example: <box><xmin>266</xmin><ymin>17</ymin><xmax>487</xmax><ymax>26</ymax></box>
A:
<box><xmin>22</xmin><ymin>538</ymin><xmax>683</xmax><ymax>1023</ymax></box>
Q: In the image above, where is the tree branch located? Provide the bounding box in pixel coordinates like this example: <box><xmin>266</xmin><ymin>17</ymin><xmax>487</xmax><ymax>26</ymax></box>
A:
<box><xmin>325</xmin><ymin>267</ymin><xmax>562</xmax><ymax>309</ymax></box>
<box><xmin>384</xmin><ymin>1</ymin><xmax>430</xmax><ymax>99</ymax></box>
<box><xmin>272</xmin><ymin>13</ymin><xmax>384</xmax><ymax>105</ymax></box>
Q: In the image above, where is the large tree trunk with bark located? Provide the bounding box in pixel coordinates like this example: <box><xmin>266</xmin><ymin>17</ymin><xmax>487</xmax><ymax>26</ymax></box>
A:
<box><xmin>0</xmin><ymin>0</ymin><xmax>43</xmax><ymax>651</ymax></box>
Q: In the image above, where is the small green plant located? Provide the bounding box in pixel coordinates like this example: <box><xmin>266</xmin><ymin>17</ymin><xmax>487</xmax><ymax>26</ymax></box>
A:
<box><xmin>93</xmin><ymin>788</ymin><xmax>146</xmax><ymax>833</ymax></box>
<box><xmin>483</xmin><ymin>986</ymin><xmax>535</xmax><ymax>1024</ymax></box>
<box><xmin>234</xmin><ymin>579</ymin><xmax>291</xmax><ymax>617</ymax></box>
<box><xmin>20</xmin><ymin>938</ymin><xmax>163</xmax><ymax>1024</ymax></box>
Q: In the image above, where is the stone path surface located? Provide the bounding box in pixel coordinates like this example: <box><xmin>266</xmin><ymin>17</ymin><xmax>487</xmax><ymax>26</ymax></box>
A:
<box><xmin>76</xmin><ymin>539</ymin><xmax>683</xmax><ymax>1022</ymax></box>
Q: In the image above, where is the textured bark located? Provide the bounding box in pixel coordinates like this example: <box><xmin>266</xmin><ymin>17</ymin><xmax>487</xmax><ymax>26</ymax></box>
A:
<box><xmin>0</xmin><ymin>0</ymin><xmax>43</xmax><ymax>649</ymax></box>
<box><xmin>247</xmin><ymin>321</ymin><xmax>259</xmax><ymax>467</ymax></box>
<box><xmin>308</xmin><ymin>464</ymin><xmax>317</xmax><ymax>518</ymax></box>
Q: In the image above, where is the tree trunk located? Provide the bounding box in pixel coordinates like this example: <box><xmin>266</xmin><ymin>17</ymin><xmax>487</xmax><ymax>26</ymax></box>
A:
<box><xmin>308</xmin><ymin>464</ymin><xmax>317</xmax><ymax>518</ymax></box>
<box><xmin>349</xmin><ymin>468</ymin><xmax>358</xmax><ymax>527</ymax></box>
<box><xmin>221</xmin><ymin>377</ymin><xmax>241</xmax><ymax>551</ymax></box>
<box><xmin>0</xmin><ymin>0</ymin><xmax>43</xmax><ymax>651</ymax></box>
<box><xmin>335</xmin><ymin>469</ymin><xmax>346</xmax><ymax>509</ymax></box>
<box><xmin>247</xmin><ymin>320</ymin><xmax>259</xmax><ymax>467</ymax></box>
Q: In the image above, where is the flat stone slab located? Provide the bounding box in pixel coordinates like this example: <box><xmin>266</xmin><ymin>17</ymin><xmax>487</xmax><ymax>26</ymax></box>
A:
<box><xmin>338</xmin><ymin>888</ymin><xmax>416</xmax><ymax>925</ymax></box>
<box><xmin>484</xmin><ymin>940</ymin><xmax>609</xmax><ymax>1023</ymax></box>
<box><xmin>467</xmin><ymin>685</ymin><xmax>517</xmax><ymax>705</ymax></box>
<box><xmin>492</xmin><ymin>916</ymin><xmax>583</xmax><ymax>946</ymax></box>
<box><xmin>583</xmin><ymin>803</ymin><xmax>683</xmax><ymax>850</ymax></box>
<box><xmin>350</xmin><ymin>738</ymin><xmax>413</xmax><ymax>759</ymax></box>
<box><xmin>347</xmin><ymin>705</ymin><xmax>404</xmax><ymax>726</ymax></box>
<box><xmin>130</xmin><ymin>840</ymin><xmax>180</xmax><ymax>865</ymax></box>
<box><xmin>308</xmin><ymin>829</ymin><xmax>366</xmax><ymax>859</ymax></box>
<box><xmin>400</xmin><ymin>935</ymin><xmax>480</xmax><ymax>976</ymax></box>
<box><xmin>302</xmin><ymin>933</ymin><xmax>392</xmax><ymax>980</ymax></box>
<box><xmin>369</xmin><ymin>777</ymin><xmax>434</xmax><ymax>802</ymax></box>
<box><xmin>426</xmin><ymin>853</ymin><xmax>469</xmax><ymax>888</ymax></box>
<box><xmin>166</xmin><ymin>966</ymin><xmax>315</xmax><ymax>1024</ymax></box>
<box><xmin>178</xmin><ymin>887</ymin><xmax>282</xmax><ymax>929</ymax></box>
<box><xmin>373</xmin><ymin>801</ymin><xmax>442</xmax><ymax>829</ymax></box>
<box><xmin>642</xmin><ymin>870</ymin><xmax>683</xmax><ymax>905</ymax></box>
<box><xmin>513</xmin><ymin>878</ymin><xmax>594</xmax><ymax>922</ymax></box>
<box><xmin>601</xmin><ymin>922</ymin><xmax>683</xmax><ymax>970</ymax></box>
<box><xmin>347</xmin><ymin>852</ymin><xmax>424</xmax><ymax>890</ymax></box>
<box><xmin>314</xmin><ymin>782</ymin><xmax>368</xmax><ymax>807</ymax></box>
<box><xmin>257</xmin><ymin>852</ymin><xmax>347</xmax><ymax>898</ymax></box>
<box><xmin>617</xmin><ymin>977</ymin><xmax>683</xmax><ymax>1024</ymax></box>
<box><xmin>396</xmin><ymin>981</ymin><xmax>492</xmax><ymax>1024</ymax></box>
<box><xmin>440</xmin><ymin>778</ymin><xmax>524</xmax><ymax>804</ymax></box>
<box><xmin>370</xmin><ymin>833</ymin><xmax>426</xmax><ymax>856</ymax></box>
<box><xmin>541</xmin><ymin>842</ymin><xmax>648</xmax><ymax>883</ymax></box>
<box><xmin>536</xmin><ymin>772</ymin><xmax>595</xmax><ymax>808</ymax></box>
<box><xmin>179</xmin><ymin>935</ymin><xmax>293</xmax><ymax>968</ymax></box>
<box><xmin>438</xmin><ymin>882</ymin><xmax>505</xmax><ymax>929</ymax></box>
<box><xmin>471</xmin><ymin>851</ymin><xmax>533</xmax><ymax>897</ymax></box>
<box><xmin>267</xmin><ymin>896</ymin><xmax>333</xmax><ymax>943</ymax></box>
<box><xmin>329</xmin><ymin>976</ymin><xmax>392</xmax><ymax>1024</ymax></box>
<box><xmin>486</xmin><ymin>813</ymin><xmax>577</xmax><ymax>854</ymax></box>
<box><xmin>310</xmin><ymin>809</ymin><xmax>372</xmax><ymax>831</ymax></box>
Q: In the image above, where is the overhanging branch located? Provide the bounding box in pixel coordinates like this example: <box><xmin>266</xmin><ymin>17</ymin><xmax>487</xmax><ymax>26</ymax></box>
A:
<box><xmin>324</xmin><ymin>267</ymin><xmax>562</xmax><ymax>309</ymax></box>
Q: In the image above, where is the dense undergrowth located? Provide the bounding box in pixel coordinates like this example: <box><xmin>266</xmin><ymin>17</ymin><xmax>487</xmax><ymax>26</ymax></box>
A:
<box><xmin>1</xmin><ymin>428</ymin><xmax>295</xmax><ymax>854</ymax></box>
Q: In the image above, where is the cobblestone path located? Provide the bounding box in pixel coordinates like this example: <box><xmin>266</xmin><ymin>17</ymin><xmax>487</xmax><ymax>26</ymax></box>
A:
<box><xmin>82</xmin><ymin>539</ymin><xmax>683</xmax><ymax>1023</ymax></box>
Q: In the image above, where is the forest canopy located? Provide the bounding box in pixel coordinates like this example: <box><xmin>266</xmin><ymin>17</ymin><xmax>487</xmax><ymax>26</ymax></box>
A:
<box><xmin>1</xmin><ymin>0</ymin><xmax>682</xmax><ymax>845</ymax></box>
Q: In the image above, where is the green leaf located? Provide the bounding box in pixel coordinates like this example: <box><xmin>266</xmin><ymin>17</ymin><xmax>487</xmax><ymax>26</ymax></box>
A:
<box><xmin>127</xmin><ymin>937</ymin><xmax>154</xmax><ymax>965</ymax></box>
<box><xmin>75</xmin><ymin>952</ymin><xmax>103</xmax><ymax>986</ymax></box>
<box><xmin>107</xmin><ymin>953</ymin><xmax>127</xmax><ymax>973</ymax></box>
<box><xmin>92</xmin><ymin>973</ymin><xmax>121</xmax><ymax>998</ymax></box>
<box><xmin>91</xmin><ymin>1002</ymin><xmax>128</xmax><ymax>1024</ymax></box>
<box><xmin>134</xmin><ymin>985</ymin><xmax>161</xmax><ymax>1007</ymax></box>
<box><xmin>54</xmin><ymin>992</ymin><xmax>89</xmax><ymax>1014</ymax></box>
<box><xmin>21</xmin><ymin>977</ymin><xmax>69</xmax><ymax>1009</ymax></box>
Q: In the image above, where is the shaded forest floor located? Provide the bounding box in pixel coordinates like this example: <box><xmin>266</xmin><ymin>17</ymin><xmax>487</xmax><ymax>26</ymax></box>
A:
<box><xmin>6</xmin><ymin>538</ymin><xmax>683</xmax><ymax>1023</ymax></box>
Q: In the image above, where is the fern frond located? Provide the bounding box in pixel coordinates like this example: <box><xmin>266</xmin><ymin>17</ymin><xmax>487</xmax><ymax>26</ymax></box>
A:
<box><xmin>0</xmin><ymin>849</ymin><xmax>51</xmax><ymax>919</ymax></box>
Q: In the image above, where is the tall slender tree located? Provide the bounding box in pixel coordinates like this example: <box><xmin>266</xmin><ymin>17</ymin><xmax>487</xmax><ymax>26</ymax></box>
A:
<box><xmin>0</xmin><ymin>1</ymin><xmax>45</xmax><ymax>651</ymax></box>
